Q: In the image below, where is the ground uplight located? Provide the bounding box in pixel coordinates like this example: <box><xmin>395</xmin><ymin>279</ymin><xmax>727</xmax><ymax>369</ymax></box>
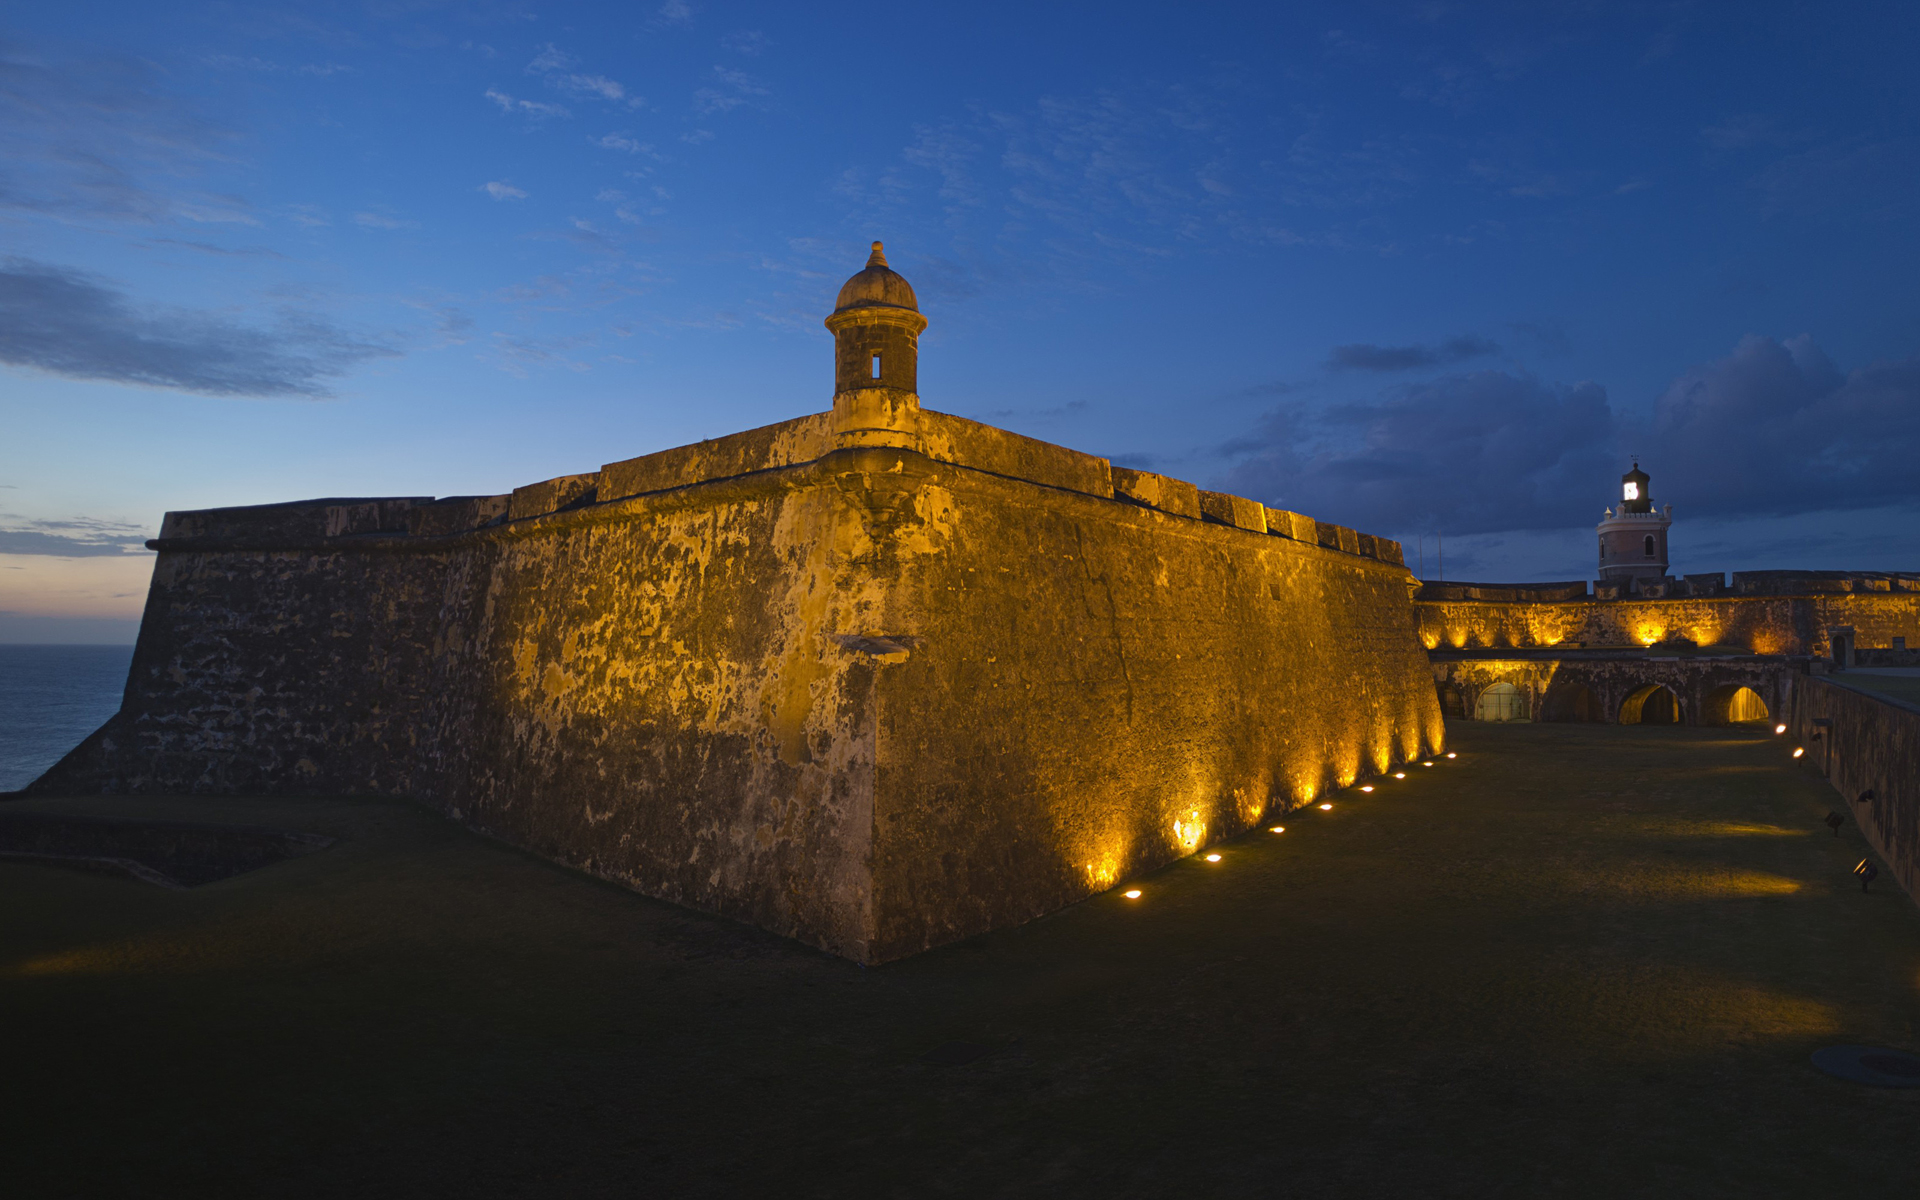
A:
<box><xmin>1319</xmin><ymin>803</ymin><xmax>1334</xmax><ymax>810</ymax></box>
<box><xmin>1393</xmin><ymin>772</ymin><xmax>1407</xmax><ymax>780</ymax></box>
<box><xmin>1775</xmin><ymin>724</ymin><xmax>1787</xmax><ymax>734</ymax></box>
<box><xmin>1793</xmin><ymin>747</ymin><xmax>1805</xmax><ymax>758</ymax></box>
<box><xmin>1269</xmin><ymin>826</ymin><xmax>1285</xmax><ymax>834</ymax></box>
<box><xmin>1204</xmin><ymin>853</ymin><xmax>1221</xmax><ymax>863</ymax></box>
<box><xmin>1421</xmin><ymin>761</ymin><xmax>1434</xmax><ymax>767</ymax></box>
<box><xmin>1123</xmin><ymin>889</ymin><xmax>1142</xmax><ymax>899</ymax></box>
<box><xmin>1445</xmin><ymin>752</ymin><xmax>1457</xmax><ymax>759</ymax></box>
<box><xmin>1358</xmin><ymin>786</ymin><xmax>1373</xmax><ymax>793</ymax></box>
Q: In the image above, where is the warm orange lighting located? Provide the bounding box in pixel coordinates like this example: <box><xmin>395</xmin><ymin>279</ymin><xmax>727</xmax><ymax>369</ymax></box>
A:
<box><xmin>1269</xmin><ymin>825</ymin><xmax>1285</xmax><ymax>834</ymax></box>
<box><xmin>1123</xmin><ymin>889</ymin><xmax>1142</xmax><ymax>899</ymax></box>
<box><xmin>1792</xmin><ymin>747</ymin><xmax>1805</xmax><ymax>758</ymax></box>
<box><xmin>1445</xmin><ymin>752</ymin><xmax>1457</xmax><ymax>759</ymax></box>
<box><xmin>1393</xmin><ymin>772</ymin><xmax>1407</xmax><ymax>780</ymax></box>
<box><xmin>1319</xmin><ymin>802</ymin><xmax>1334</xmax><ymax>809</ymax></box>
<box><xmin>1774</xmin><ymin>724</ymin><xmax>1786</xmax><ymax>735</ymax></box>
<box><xmin>1358</xmin><ymin>786</ymin><xmax>1373</xmax><ymax>793</ymax></box>
<box><xmin>1203</xmin><ymin>853</ymin><xmax>1222</xmax><ymax>864</ymax></box>
<box><xmin>1421</xmin><ymin>761</ymin><xmax>1434</xmax><ymax>767</ymax></box>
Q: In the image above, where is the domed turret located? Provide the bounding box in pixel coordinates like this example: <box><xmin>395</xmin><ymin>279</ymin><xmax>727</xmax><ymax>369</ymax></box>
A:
<box><xmin>833</xmin><ymin>242</ymin><xmax>920</xmax><ymax>315</ymax></box>
<box><xmin>825</xmin><ymin>241</ymin><xmax>927</xmax><ymax>449</ymax></box>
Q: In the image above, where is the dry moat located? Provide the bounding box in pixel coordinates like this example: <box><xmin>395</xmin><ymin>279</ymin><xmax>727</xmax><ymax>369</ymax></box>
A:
<box><xmin>7</xmin><ymin>722</ymin><xmax>1917</xmax><ymax>1197</ymax></box>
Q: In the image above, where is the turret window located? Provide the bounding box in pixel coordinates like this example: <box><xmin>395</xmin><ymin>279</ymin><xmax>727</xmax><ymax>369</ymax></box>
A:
<box><xmin>871</xmin><ymin>352</ymin><xmax>882</xmax><ymax>379</ymax></box>
<box><xmin>1644</xmin><ymin>535</ymin><xmax>1655</xmax><ymax>557</ymax></box>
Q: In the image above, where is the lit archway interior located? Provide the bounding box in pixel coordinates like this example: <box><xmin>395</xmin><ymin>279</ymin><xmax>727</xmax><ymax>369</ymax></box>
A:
<box><xmin>1705</xmin><ymin>684</ymin><xmax>1770</xmax><ymax>725</ymax></box>
<box><xmin>1620</xmin><ymin>684</ymin><xmax>1682</xmax><ymax>725</ymax></box>
<box><xmin>1475</xmin><ymin>681</ymin><xmax>1527</xmax><ymax>722</ymax></box>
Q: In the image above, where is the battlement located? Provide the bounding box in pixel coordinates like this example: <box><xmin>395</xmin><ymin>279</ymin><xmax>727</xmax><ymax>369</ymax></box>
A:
<box><xmin>150</xmin><ymin>407</ymin><xmax>1406</xmax><ymax>568</ymax></box>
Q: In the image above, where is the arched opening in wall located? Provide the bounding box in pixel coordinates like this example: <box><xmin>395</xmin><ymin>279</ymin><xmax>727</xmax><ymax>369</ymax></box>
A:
<box><xmin>1439</xmin><ymin>683</ymin><xmax>1466</xmax><ymax>719</ymax></box>
<box><xmin>1621</xmin><ymin>684</ymin><xmax>1682</xmax><ymax>725</ymax></box>
<box><xmin>1474</xmin><ymin>682</ymin><xmax>1528</xmax><ymax>722</ymax></box>
<box><xmin>1541</xmin><ymin>683</ymin><xmax>1596</xmax><ymax>722</ymax></box>
<box><xmin>1705</xmin><ymin>684</ymin><xmax>1770</xmax><ymax>725</ymax></box>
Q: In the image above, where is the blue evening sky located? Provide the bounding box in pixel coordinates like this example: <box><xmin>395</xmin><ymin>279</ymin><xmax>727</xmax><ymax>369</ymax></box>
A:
<box><xmin>3</xmin><ymin>1</ymin><xmax>1918</xmax><ymax>640</ymax></box>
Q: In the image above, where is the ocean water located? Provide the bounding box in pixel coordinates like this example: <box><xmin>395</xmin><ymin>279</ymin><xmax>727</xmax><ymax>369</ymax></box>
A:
<box><xmin>0</xmin><ymin>644</ymin><xmax>135</xmax><ymax>792</ymax></box>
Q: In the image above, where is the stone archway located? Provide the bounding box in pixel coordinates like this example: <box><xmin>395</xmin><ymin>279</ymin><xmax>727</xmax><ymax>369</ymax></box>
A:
<box><xmin>1704</xmin><ymin>683</ymin><xmax>1770</xmax><ymax>725</ymax></box>
<box><xmin>1620</xmin><ymin>683</ymin><xmax>1682</xmax><ymax>725</ymax></box>
<box><xmin>1475</xmin><ymin>681</ymin><xmax>1527</xmax><ymax>722</ymax></box>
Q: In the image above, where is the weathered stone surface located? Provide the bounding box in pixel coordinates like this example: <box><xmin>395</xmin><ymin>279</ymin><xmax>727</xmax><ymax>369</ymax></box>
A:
<box><xmin>509</xmin><ymin>474</ymin><xmax>598</xmax><ymax>521</ymax></box>
<box><xmin>39</xmin><ymin>431</ymin><xmax>1437</xmax><ymax>962</ymax></box>
<box><xmin>36</xmin><ymin>245</ymin><xmax>1434</xmax><ymax>963</ymax></box>
<box><xmin>1414</xmin><ymin>586</ymin><xmax>1920</xmax><ymax>657</ymax></box>
<box><xmin>1198</xmin><ymin>490</ymin><xmax>1267</xmax><ymax>533</ymax></box>
<box><xmin>1112</xmin><ymin>467</ymin><xmax>1201</xmax><ymax>518</ymax></box>
<box><xmin>599</xmin><ymin>414</ymin><xmax>833</xmax><ymax>501</ymax></box>
<box><xmin>1792</xmin><ymin>677</ymin><xmax>1920</xmax><ymax>906</ymax></box>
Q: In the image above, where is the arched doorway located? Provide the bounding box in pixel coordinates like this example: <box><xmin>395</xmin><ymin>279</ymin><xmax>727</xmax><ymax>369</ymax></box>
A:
<box><xmin>1439</xmin><ymin>683</ymin><xmax>1466</xmax><ymax>719</ymax></box>
<box><xmin>1705</xmin><ymin>684</ymin><xmax>1770</xmax><ymax>725</ymax></box>
<box><xmin>1475</xmin><ymin>681</ymin><xmax>1527</xmax><ymax>722</ymax></box>
<box><xmin>1621</xmin><ymin>684</ymin><xmax>1682</xmax><ymax>725</ymax></box>
<box><xmin>1541</xmin><ymin>683</ymin><xmax>1596</xmax><ymax>722</ymax></box>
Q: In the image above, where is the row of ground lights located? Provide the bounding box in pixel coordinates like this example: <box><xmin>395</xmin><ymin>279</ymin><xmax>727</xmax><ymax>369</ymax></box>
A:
<box><xmin>1774</xmin><ymin>721</ymin><xmax>1806</xmax><ymax>758</ymax></box>
<box><xmin>1121</xmin><ymin>751</ymin><xmax>1460</xmax><ymax>901</ymax></box>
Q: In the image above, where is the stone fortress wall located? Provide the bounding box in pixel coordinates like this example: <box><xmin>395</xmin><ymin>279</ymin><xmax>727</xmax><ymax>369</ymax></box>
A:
<box><xmin>35</xmin><ymin>319</ymin><xmax>1440</xmax><ymax>962</ymax></box>
<box><xmin>1418</xmin><ymin>575</ymin><xmax>1920</xmax><ymax>727</ymax></box>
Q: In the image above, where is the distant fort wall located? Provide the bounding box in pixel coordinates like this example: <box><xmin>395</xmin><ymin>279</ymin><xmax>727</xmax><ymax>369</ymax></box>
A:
<box><xmin>1416</xmin><ymin>576</ymin><xmax>1920</xmax><ymax>657</ymax></box>
<box><xmin>36</xmin><ymin>409</ymin><xmax>1440</xmax><ymax>963</ymax></box>
<box><xmin>1417</xmin><ymin>576</ymin><xmax>1920</xmax><ymax>728</ymax></box>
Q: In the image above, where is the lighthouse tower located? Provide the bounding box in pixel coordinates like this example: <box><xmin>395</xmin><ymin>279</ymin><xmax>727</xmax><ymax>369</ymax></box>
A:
<box><xmin>1597</xmin><ymin>462</ymin><xmax>1671</xmax><ymax>588</ymax></box>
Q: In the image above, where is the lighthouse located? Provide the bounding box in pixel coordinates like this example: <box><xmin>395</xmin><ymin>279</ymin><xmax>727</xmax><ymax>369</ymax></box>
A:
<box><xmin>1597</xmin><ymin>462</ymin><xmax>1671</xmax><ymax>588</ymax></box>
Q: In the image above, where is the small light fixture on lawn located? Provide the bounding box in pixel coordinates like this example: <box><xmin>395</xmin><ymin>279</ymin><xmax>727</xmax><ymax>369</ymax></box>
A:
<box><xmin>1854</xmin><ymin>860</ymin><xmax>1880</xmax><ymax>892</ymax></box>
<box><xmin>1774</xmin><ymin>723</ymin><xmax>1787</xmax><ymax>735</ymax></box>
<box><xmin>1123</xmin><ymin>889</ymin><xmax>1142</xmax><ymax>900</ymax></box>
<box><xmin>1269</xmin><ymin>826</ymin><xmax>1285</xmax><ymax>834</ymax></box>
<box><xmin>1204</xmin><ymin>853</ymin><xmax>1221</xmax><ymax>863</ymax></box>
<box><xmin>1825</xmin><ymin>811</ymin><xmax>1845</xmax><ymax>836</ymax></box>
<box><xmin>1445</xmin><ymin>752</ymin><xmax>1457</xmax><ymax>759</ymax></box>
<box><xmin>1793</xmin><ymin>747</ymin><xmax>1805</xmax><ymax>758</ymax></box>
<box><xmin>1319</xmin><ymin>802</ymin><xmax>1334</xmax><ymax>810</ymax></box>
<box><xmin>1393</xmin><ymin>772</ymin><xmax>1407</xmax><ymax>779</ymax></box>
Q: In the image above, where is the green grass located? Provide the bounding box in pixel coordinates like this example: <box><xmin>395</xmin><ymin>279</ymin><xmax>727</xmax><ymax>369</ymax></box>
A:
<box><xmin>6</xmin><ymin>724</ymin><xmax>1918</xmax><ymax>1198</ymax></box>
<box><xmin>1834</xmin><ymin>670</ymin><xmax>1920</xmax><ymax>709</ymax></box>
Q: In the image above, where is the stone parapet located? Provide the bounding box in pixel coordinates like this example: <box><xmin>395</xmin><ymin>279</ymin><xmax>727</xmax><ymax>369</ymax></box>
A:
<box><xmin>1792</xmin><ymin>676</ymin><xmax>1920</xmax><ymax>907</ymax></box>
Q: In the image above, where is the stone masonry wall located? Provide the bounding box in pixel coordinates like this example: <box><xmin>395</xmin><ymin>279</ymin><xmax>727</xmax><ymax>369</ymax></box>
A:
<box><xmin>1791</xmin><ymin>677</ymin><xmax>1920</xmax><ymax>907</ymax></box>
<box><xmin>33</xmin><ymin>410</ymin><xmax>1437</xmax><ymax>962</ymax></box>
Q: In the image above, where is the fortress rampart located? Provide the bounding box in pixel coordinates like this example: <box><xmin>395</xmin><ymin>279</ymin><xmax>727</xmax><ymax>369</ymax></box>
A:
<box><xmin>1416</xmin><ymin>575</ymin><xmax>1920</xmax><ymax>657</ymax></box>
<box><xmin>1417</xmin><ymin>575</ymin><xmax>1920</xmax><ymax>728</ymax></box>
<box><xmin>36</xmin><ymin>404</ymin><xmax>1440</xmax><ymax>962</ymax></box>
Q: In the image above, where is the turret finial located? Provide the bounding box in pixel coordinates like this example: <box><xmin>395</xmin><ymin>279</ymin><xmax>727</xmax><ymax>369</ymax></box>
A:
<box><xmin>867</xmin><ymin>241</ymin><xmax>887</xmax><ymax>267</ymax></box>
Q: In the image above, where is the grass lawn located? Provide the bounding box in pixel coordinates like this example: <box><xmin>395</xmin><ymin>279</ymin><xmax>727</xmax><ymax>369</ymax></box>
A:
<box><xmin>6</xmin><ymin>723</ymin><xmax>1918</xmax><ymax>1198</ymax></box>
<box><xmin>1833</xmin><ymin>670</ymin><xmax>1920</xmax><ymax>709</ymax></box>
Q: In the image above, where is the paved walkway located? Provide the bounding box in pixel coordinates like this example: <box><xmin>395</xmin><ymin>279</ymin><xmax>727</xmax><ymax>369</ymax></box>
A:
<box><xmin>5</xmin><ymin>723</ymin><xmax>1917</xmax><ymax>1197</ymax></box>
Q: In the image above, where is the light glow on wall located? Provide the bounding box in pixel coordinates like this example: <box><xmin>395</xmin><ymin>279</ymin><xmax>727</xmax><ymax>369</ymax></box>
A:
<box><xmin>1172</xmin><ymin>813</ymin><xmax>1206</xmax><ymax>852</ymax></box>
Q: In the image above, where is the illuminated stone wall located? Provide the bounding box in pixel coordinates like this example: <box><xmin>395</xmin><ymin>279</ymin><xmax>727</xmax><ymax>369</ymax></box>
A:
<box><xmin>1415</xmin><ymin>589</ymin><xmax>1920</xmax><ymax>657</ymax></box>
<box><xmin>1790</xmin><ymin>678</ymin><xmax>1920</xmax><ymax>907</ymax></box>
<box><xmin>34</xmin><ymin>411</ymin><xmax>1439</xmax><ymax>963</ymax></box>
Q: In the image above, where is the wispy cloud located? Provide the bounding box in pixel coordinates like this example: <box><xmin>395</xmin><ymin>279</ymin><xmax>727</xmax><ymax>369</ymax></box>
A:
<box><xmin>722</xmin><ymin>30</ymin><xmax>769</xmax><ymax>55</ymax></box>
<box><xmin>0</xmin><ymin>42</ymin><xmax>249</xmax><ymax>226</ymax></box>
<box><xmin>594</xmin><ymin>132</ymin><xmax>654</xmax><ymax>155</ymax></box>
<box><xmin>0</xmin><ymin>257</ymin><xmax>396</xmax><ymax>398</ymax></box>
<box><xmin>484</xmin><ymin>88</ymin><xmax>570</xmax><ymax>119</ymax></box>
<box><xmin>526</xmin><ymin>44</ymin><xmax>643</xmax><ymax>107</ymax></box>
<box><xmin>1327</xmin><ymin>336</ymin><xmax>1499</xmax><ymax>371</ymax></box>
<box><xmin>656</xmin><ymin>1</ymin><xmax>696</xmax><ymax>27</ymax></box>
<box><xmin>353</xmin><ymin>210</ymin><xmax>417</xmax><ymax>230</ymax></box>
<box><xmin>0</xmin><ymin>516</ymin><xmax>152</xmax><ymax>557</ymax></box>
<box><xmin>694</xmin><ymin>65</ymin><xmax>768</xmax><ymax>114</ymax></box>
<box><xmin>201</xmin><ymin>54</ymin><xmax>354</xmax><ymax>78</ymax></box>
<box><xmin>481</xmin><ymin>181</ymin><xmax>527</xmax><ymax>201</ymax></box>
